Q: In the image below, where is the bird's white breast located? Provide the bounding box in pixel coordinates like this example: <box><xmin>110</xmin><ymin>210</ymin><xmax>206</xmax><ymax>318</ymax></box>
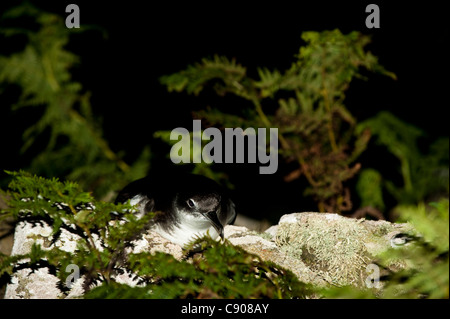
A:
<box><xmin>152</xmin><ymin>212</ymin><xmax>220</xmax><ymax>247</ymax></box>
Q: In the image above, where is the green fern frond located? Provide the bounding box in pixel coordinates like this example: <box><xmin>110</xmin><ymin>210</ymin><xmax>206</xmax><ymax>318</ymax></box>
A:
<box><xmin>160</xmin><ymin>55</ymin><xmax>247</xmax><ymax>96</ymax></box>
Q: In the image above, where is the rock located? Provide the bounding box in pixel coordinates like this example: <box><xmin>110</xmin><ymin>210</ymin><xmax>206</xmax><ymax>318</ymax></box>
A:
<box><xmin>225</xmin><ymin>224</ymin><xmax>326</xmax><ymax>287</ymax></box>
<box><xmin>263</xmin><ymin>225</ymin><xmax>278</xmax><ymax>238</ymax></box>
<box><xmin>224</xmin><ymin>212</ymin><xmax>414</xmax><ymax>288</ymax></box>
<box><xmin>274</xmin><ymin>212</ymin><xmax>413</xmax><ymax>287</ymax></box>
<box><xmin>4</xmin><ymin>221</ymin><xmax>184</xmax><ymax>299</ymax></box>
<box><xmin>4</xmin><ymin>212</ymin><xmax>414</xmax><ymax>298</ymax></box>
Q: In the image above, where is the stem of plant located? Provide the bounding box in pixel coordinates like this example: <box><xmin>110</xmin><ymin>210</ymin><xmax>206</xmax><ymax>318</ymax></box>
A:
<box><xmin>321</xmin><ymin>88</ymin><xmax>338</xmax><ymax>153</ymax></box>
<box><xmin>252</xmin><ymin>97</ymin><xmax>318</xmax><ymax>187</ymax></box>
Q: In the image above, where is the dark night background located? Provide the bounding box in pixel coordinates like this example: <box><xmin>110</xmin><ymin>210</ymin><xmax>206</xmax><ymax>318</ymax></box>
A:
<box><xmin>0</xmin><ymin>1</ymin><xmax>448</xmax><ymax>224</ymax></box>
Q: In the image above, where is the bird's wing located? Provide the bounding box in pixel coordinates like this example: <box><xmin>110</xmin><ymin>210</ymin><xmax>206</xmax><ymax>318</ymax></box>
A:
<box><xmin>128</xmin><ymin>194</ymin><xmax>155</xmax><ymax>218</ymax></box>
<box><xmin>115</xmin><ymin>178</ymin><xmax>156</xmax><ymax>218</ymax></box>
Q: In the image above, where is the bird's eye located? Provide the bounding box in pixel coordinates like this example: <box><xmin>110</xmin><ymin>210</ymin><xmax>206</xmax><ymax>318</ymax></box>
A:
<box><xmin>187</xmin><ymin>199</ymin><xmax>196</xmax><ymax>208</ymax></box>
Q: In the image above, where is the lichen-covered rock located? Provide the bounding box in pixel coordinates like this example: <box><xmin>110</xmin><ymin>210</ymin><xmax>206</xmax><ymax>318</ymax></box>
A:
<box><xmin>220</xmin><ymin>213</ymin><xmax>414</xmax><ymax>288</ymax></box>
<box><xmin>274</xmin><ymin>212</ymin><xmax>413</xmax><ymax>287</ymax></box>
<box><xmin>225</xmin><ymin>225</ymin><xmax>326</xmax><ymax>287</ymax></box>
<box><xmin>4</xmin><ymin>212</ymin><xmax>414</xmax><ymax>298</ymax></box>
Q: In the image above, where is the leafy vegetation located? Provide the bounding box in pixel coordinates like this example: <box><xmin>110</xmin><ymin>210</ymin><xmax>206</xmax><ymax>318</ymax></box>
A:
<box><xmin>0</xmin><ymin>171</ymin><xmax>312</xmax><ymax>299</ymax></box>
<box><xmin>159</xmin><ymin>30</ymin><xmax>448</xmax><ymax>217</ymax></box>
<box><xmin>0</xmin><ymin>3</ymin><xmax>150</xmax><ymax>198</ymax></box>
<box><xmin>0</xmin><ymin>170</ymin><xmax>154</xmax><ymax>290</ymax></box>
<box><xmin>159</xmin><ymin>30</ymin><xmax>397</xmax><ymax>213</ymax></box>
<box><xmin>357</xmin><ymin>111</ymin><xmax>449</xmax><ymax>207</ymax></box>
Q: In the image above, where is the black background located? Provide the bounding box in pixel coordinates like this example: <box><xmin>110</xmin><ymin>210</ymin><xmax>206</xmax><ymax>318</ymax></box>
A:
<box><xmin>0</xmin><ymin>298</ymin><xmax>447</xmax><ymax>316</ymax></box>
<box><xmin>1</xmin><ymin>1</ymin><xmax>448</xmax><ymax>223</ymax></box>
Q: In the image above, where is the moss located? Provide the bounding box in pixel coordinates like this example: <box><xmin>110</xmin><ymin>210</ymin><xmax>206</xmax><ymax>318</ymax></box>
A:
<box><xmin>276</xmin><ymin>214</ymin><xmax>375</xmax><ymax>287</ymax></box>
<box><xmin>280</xmin><ymin>244</ymin><xmax>303</xmax><ymax>261</ymax></box>
<box><xmin>254</xmin><ymin>231</ymin><xmax>273</xmax><ymax>242</ymax></box>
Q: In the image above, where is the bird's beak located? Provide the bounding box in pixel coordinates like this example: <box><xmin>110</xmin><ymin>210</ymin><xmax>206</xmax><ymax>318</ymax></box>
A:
<box><xmin>204</xmin><ymin>211</ymin><xmax>224</xmax><ymax>240</ymax></box>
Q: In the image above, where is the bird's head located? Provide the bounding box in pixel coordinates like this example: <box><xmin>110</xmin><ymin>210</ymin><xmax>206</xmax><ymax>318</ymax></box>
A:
<box><xmin>176</xmin><ymin>192</ymin><xmax>225</xmax><ymax>239</ymax></box>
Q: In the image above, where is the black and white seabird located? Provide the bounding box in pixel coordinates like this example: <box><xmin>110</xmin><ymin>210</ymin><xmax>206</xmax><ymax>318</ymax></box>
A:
<box><xmin>115</xmin><ymin>173</ymin><xmax>236</xmax><ymax>247</ymax></box>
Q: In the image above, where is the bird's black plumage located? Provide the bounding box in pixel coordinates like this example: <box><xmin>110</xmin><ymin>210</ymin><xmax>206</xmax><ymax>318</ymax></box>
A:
<box><xmin>115</xmin><ymin>173</ymin><xmax>236</xmax><ymax>247</ymax></box>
